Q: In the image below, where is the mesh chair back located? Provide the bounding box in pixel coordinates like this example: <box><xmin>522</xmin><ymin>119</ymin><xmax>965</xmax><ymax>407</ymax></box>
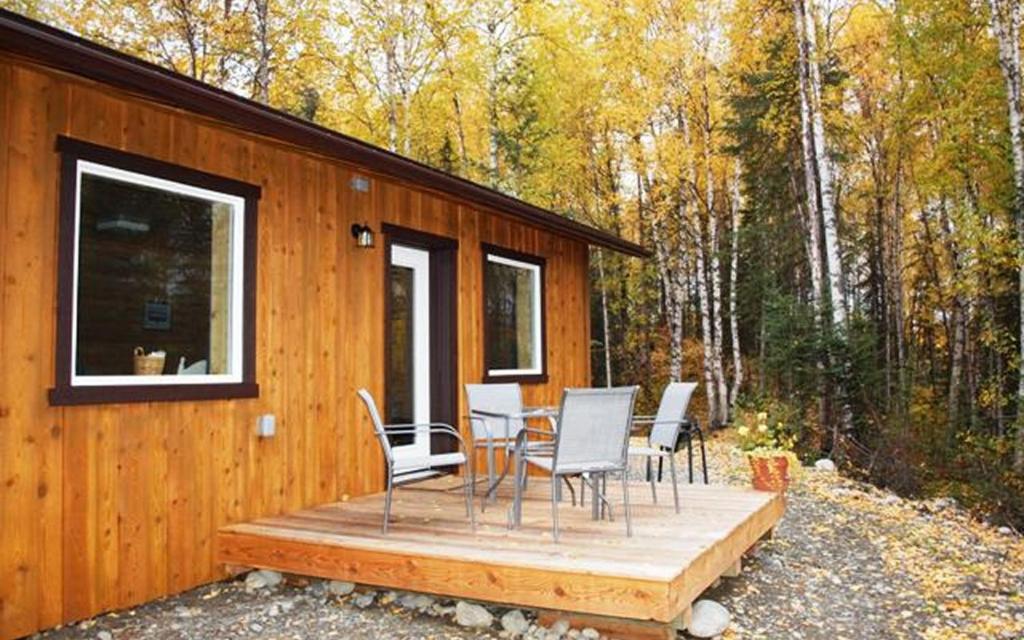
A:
<box><xmin>465</xmin><ymin>383</ymin><xmax>525</xmax><ymax>442</ymax></box>
<box><xmin>553</xmin><ymin>386</ymin><xmax>638</xmax><ymax>473</ymax></box>
<box><xmin>357</xmin><ymin>388</ymin><xmax>393</xmax><ymax>463</ymax></box>
<box><xmin>650</xmin><ymin>382</ymin><xmax>698</xmax><ymax>449</ymax></box>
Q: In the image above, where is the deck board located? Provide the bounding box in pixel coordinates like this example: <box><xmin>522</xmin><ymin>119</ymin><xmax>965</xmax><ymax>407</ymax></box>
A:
<box><xmin>216</xmin><ymin>477</ymin><xmax>784</xmax><ymax>626</ymax></box>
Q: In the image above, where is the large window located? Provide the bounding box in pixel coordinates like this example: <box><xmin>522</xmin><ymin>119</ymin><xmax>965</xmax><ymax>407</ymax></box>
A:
<box><xmin>50</xmin><ymin>137</ymin><xmax>260</xmax><ymax>405</ymax></box>
<box><xmin>483</xmin><ymin>244</ymin><xmax>546</xmax><ymax>382</ymax></box>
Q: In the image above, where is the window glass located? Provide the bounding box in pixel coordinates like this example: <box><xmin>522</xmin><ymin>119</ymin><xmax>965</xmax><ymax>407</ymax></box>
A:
<box><xmin>73</xmin><ymin>164</ymin><xmax>242</xmax><ymax>384</ymax></box>
<box><xmin>485</xmin><ymin>253</ymin><xmax>543</xmax><ymax>375</ymax></box>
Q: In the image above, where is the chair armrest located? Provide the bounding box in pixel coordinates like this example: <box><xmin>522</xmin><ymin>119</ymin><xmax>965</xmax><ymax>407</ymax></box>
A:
<box><xmin>383</xmin><ymin>422</ymin><xmax>465</xmax><ymax>441</ymax></box>
<box><xmin>522</xmin><ymin>405</ymin><xmax>559</xmax><ymax>414</ymax></box>
<box><xmin>464</xmin><ymin>415</ymin><xmax>493</xmax><ymax>440</ymax></box>
<box><xmin>469</xmin><ymin>409</ymin><xmax>512</xmax><ymax>418</ymax></box>
<box><xmin>513</xmin><ymin>426</ymin><xmax>556</xmax><ymax>453</ymax></box>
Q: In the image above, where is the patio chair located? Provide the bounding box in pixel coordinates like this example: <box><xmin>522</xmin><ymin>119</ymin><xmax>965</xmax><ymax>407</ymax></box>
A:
<box><xmin>464</xmin><ymin>383</ymin><xmax>557</xmax><ymax>504</ymax></box>
<box><xmin>465</xmin><ymin>383</ymin><xmax>526</xmax><ymax>493</ymax></box>
<box><xmin>357</xmin><ymin>389</ymin><xmax>474</xmax><ymax>534</ymax></box>
<box><xmin>628</xmin><ymin>382</ymin><xmax>699</xmax><ymax>513</ymax></box>
<box><xmin>514</xmin><ymin>386</ymin><xmax>638</xmax><ymax>542</ymax></box>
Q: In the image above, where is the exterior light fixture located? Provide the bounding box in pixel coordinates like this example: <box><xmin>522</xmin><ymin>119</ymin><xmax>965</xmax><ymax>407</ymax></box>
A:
<box><xmin>351</xmin><ymin>223</ymin><xmax>375</xmax><ymax>248</ymax></box>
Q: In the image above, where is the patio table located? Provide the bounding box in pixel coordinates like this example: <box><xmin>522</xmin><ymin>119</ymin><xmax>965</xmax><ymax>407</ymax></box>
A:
<box><xmin>469</xmin><ymin>406</ymin><xmax>558</xmax><ymax>503</ymax></box>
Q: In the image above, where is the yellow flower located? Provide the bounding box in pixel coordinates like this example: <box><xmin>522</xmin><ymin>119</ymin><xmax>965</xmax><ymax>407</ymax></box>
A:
<box><xmin>738</xmin><ymin>426</ymin><xmax>750</xmax><ymax>436</ymax></box>
<box><xmin>756</xmin><ymin>411</ymin><xmax>768</xmax><ymax>421</ymax></box>
<box><xmin>758</xmin><ymin>423</ymin><xmax>768</xmax><ymax>433</ymax></box>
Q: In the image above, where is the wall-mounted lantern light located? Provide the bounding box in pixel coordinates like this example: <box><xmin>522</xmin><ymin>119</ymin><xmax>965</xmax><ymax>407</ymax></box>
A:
<box><xmin>350</xmin><ymin>223</ymin><xmax>375</xmax><ymax>248</ymax></box>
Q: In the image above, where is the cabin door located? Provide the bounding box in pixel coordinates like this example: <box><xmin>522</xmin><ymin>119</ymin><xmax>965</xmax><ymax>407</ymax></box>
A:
<box><xmin>386</xmin><ymin>243</ymin><xmax>432</xmax><ymax>460</ymax></box>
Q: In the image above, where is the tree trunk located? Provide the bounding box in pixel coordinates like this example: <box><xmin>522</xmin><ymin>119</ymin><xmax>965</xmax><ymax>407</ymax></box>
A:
<box><xmin>729</xmin><ymin>161</ymin><xmax>744</xmax><ymax>413</ymax></box>
<box><xmin>705</xmin><ymin>139</ymin><xmax>729</xmax><ymax>424</ymax></box>
<box><xmin>252</xmin><ymin>0</ymin><xmax>271</xmax><ymax>104</ymax></box>
<box><xmin>799</xmin><ymin>0</ymin><xmax>846</xmax><ymax>327</ymax></box>
<box><xmin>948</xmin><ymin>299</ymin><xmax>966</xmax><ymax>434</ymax></box>
<box><xmin>596</xmin><ymin>249</ymin><xmax>613</xmax><ymax>388</ymax></box>
<box><xmin>987</xmin><ymin>0</ymin><xmax>1024</xmax><ymax>471</ymax></box>
<box><xmin>791</xmin><ymin>0</ymin><xmax>825</xmax><ymax>313</ymax></box>
<box><xmin>679</xmin><ymin>109</ymin><xmax>720</xmax><ymax>426</ymax></box>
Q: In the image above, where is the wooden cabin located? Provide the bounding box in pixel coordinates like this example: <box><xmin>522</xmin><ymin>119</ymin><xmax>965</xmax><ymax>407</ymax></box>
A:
<box><xmin>0</xmin><ymin>10</ymin><xmax>648</xmax><ymax>639</ymax></box>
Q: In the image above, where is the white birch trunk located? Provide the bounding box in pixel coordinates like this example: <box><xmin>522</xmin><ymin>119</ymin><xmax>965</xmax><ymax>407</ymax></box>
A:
<box><xmin>596</xmin><ymin>248</ymin><xmax>613</xmax><ymax>388</ymax></box>
<box><xmin>653</xmin><ymin>216</ymin><xmax>685</xmax><ymax>382</ymax></box>
<box><xmin>801</xmin><ymin>0</ymin><xmax>846</xmax><ymax>328</ymax></box>
<box><xmin>729</xmin><ymin>161</ymin><xmax>744</xmax><ymax>413</ymax></box>
<box><xmin>705</xmin><ymin>138</ymin><xmax>729</xmax><ymax>424</ymax></box>
<box><xmin>252</xmin><ymin>0</ymin><xmax>271</xmax><ymax>104</ymax></box>
<box><xmin>987</xmin><ymin>0</ymin><xmax>1024</xmax><ymax>470</ymax></box>
<box><xmin>792</xmin><ymin>0</ymin><xmax>825</xmax><ymax>313</ymax></box>
<box><xmin>680</xmin><ymin>110</ymin><xmax>720</xmax><ymax>426</ymax></box>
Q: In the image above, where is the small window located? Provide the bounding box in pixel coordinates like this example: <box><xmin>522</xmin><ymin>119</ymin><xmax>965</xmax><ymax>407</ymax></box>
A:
<box><xmin>482</xmin><ymin>244</ymin><xmax>546</xmax><ymax>382</ymax></box>
<box><xmin>50</xmin><ymin>137</ymin><xmax>260</xmax><ymax>405</ymax></box>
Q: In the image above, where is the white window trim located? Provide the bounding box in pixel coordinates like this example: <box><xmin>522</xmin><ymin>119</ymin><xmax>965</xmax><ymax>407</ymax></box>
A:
<box><xmin>69</xmin><ymin>160</ymin><xmax>247</xmax><ymax>387</ymax></box>
<box><xmin>485</xmin><ymin>252</ymin><xmax>544</xmax><ymax>377</ymax></box>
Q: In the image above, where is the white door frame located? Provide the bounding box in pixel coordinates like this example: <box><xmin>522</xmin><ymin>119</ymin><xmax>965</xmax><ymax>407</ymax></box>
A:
<box><xmin>390</xmin><ymin>243</ymin><xmax>431</xmax><ymax>460</ymax></box>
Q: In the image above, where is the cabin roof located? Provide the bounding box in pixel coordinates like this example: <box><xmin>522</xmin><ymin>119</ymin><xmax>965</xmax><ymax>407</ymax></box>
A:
<box><xmin>0</xmin><ymin>9</ymin><xmax>649</xmax><ymax>258</ymax></box>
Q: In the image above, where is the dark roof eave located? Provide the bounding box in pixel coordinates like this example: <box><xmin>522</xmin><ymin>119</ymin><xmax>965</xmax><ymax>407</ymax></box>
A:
<box><xmin>0</xmin><ymin>9</ymin><xmax>650</xmax><ymax>258</ymax></box>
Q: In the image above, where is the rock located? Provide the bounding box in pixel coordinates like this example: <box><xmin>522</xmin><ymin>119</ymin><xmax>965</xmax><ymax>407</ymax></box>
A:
<box><xmin>96</xmin><ymin>631</ymin><xmax>112</xmax><ymax>640</ymax></box>
<box><xmin>455</xmin><ymin>601</ymin><xmax>494</xmax><ymax>628</ymax></box>
<box><xmin>399</xmin><ymin>593</ymin><xmax>436</xmax><ymax>610</ymax></box>
<box><xmin>999</xmin><ymin>526</ymin><xmax>1013</xmax><ymax>535</ymax></box>
<box><xmin>549</xmin><ymin>618</ymin><xmax>570</xmax><ymax>636</ymax></box>
<box><xmin>501</xmin><ymin>609</ymin><xmax>530</xmax><ymax>636</ymax></box>
<box><xmin>352</xmin><ymin>593</ymin><xmax>376</xmax><ymax>609</ymax></box>
<box><xmin>581</xmin><ymin>628</ymin><xmax>600</xmax><ymax>640</ymax></box>
<box><xmin>687</xmin><ymin>599</ymin><xmax>731</xmax><ymax>638</ymax></box>
<box><xmin>432</xmin><ymin>604</ymin><xmax>456</xmax><ymax>617</ymax></box>
<box><xmin>244</xmin><ymin>569</ymin><xmax>283</xmax><ymax>592</ymax></box>
<box><xmin>814</xmin><ymin>458</ymin><xmax>836</xmax><ymax>472</ymax></box>
<box><xmin>328</xmin><ymin>580</ymin><xmax>356</xmax><ymax>596</ymax></box>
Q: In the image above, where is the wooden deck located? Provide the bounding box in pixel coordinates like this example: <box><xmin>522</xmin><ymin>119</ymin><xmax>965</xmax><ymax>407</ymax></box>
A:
<box><xmin>216</xmin><ymin>476</ymin><xmax>784</xmax><ymax>639</ymax></box>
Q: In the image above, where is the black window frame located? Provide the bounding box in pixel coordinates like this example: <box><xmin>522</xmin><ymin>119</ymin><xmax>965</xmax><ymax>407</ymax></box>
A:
<box><xmin>481</xmin><ymin>243</ymin><xmax>548</xmax><ymax>384</ymax></box>
<box><xmin>48</xmin><ymin>136</ymin><xmax>261</xmax><ymax>406</ymax></box>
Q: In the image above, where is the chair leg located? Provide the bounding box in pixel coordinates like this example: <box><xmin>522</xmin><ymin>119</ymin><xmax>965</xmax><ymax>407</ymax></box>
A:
<box><xmin>466</xmin><ymin>464</ymin><xmax>476</xmax><ymax>530</ymax></box>
<box><xmin>580</xmin><ymin>473</ymin><xmax>586</xmax><ymax>508</ymax></box>
<box><xmin>649</xmin><ymin>457</ymin><xmax>658</xmax><ymax>504</ymax></box>
<box><xmin>697</xmin><ymin>429</ymin><xmax>709</xmax><ymax>484</ymax></box>
<box><xmin>486</xmin><ymin>443</ymin><xmax>496</xmax><ymax>503</ymax></box>
<box><xmin>383</xmin><ymin>472</ymin><xmax>394</xmax><ymax>535</ymax></box>
<box><xmin>551</xmin><ymin>474</ymin><xmax>560</xmax><ymax>542</ymax></box>
<box><xmin>561</xmin><ymin>476</ymin><xmax>577</xmax><ymax>507</ymax></box>
<box><xmin>513</xmin><ymin>454</ymin><xmax>523</xmax><ymax>527</ymax></box>
<box><xmin>687</xmin><ymin>434</ymin><xmax>695</xmax><ymax>484</ymax></box>
<box><xmin>668</xmin><ymin>453</ymin><xmax>680</xmax><ymax>513</ymax></box>
<box><xmin>621</xmin><ymin>471</ymin><xmax>632</xmax><ymax>537</ymax></box>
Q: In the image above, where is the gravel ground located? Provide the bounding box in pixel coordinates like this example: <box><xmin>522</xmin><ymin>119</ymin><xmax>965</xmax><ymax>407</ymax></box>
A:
<box><xmin>35</xmin><ymin>433</ymin><xmax>1024</xmax><ymax>640</ymax></box>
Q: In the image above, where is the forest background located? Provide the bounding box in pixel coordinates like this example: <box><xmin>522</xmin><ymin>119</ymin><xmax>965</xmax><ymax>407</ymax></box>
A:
<box><xmin>6</xmin><ymin>0</ymin><xmax>1024</xmax><ymax>527</ymax></box>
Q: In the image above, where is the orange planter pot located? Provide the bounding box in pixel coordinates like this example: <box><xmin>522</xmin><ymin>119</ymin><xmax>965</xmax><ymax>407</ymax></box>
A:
<box><xmin>748</xmin><ymin>454</ymin><xmax>791</xmax><ymax>492</ymax></box>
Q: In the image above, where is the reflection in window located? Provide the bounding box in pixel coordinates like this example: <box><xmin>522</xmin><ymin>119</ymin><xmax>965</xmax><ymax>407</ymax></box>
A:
<box><xmin>484</xmin><ymin>252</ymin><xmax>543</xmax><ymax>376</ymax></box>
<box><xmin>386</xmin><ymin>264</ymin><xmax>415</xmax><ymax>445</ymax></box>
<box><xmin>72</xmin><ymin>163</ymin><xmax>243</xmax><ymax>385</ymax></box>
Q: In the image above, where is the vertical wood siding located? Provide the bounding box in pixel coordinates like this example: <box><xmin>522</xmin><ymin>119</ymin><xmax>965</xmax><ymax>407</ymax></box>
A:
<box><xmin>0</xmin><ymin>57</ymin><xmax>592</xmax><ymax>639</ymax></box>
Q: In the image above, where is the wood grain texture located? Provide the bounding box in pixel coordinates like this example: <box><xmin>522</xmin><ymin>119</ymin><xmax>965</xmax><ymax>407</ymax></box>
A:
<box><xmin>216</xmin><ymin>477</ymin><xmax>784</xmax><ymax>625</ymax></box>
<box><xmin>0</xmin><ymin>55</ymin><xmax>594</xmax><ymax>639</ymax></box>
